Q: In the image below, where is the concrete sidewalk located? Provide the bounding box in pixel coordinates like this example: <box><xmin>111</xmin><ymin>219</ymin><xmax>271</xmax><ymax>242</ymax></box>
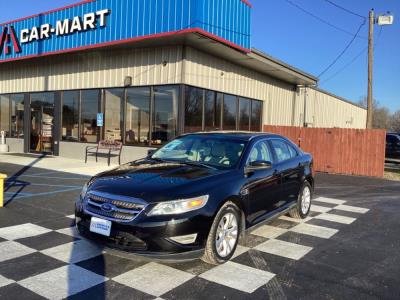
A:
<box><xmin>0</xmin><ymin>153</ymin><xmax>118</xmax><ymax>176</ymax></box>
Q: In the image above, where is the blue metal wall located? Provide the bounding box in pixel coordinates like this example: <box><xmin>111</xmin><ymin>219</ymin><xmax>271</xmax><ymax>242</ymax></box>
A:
<box><xmin>0</xmin><ymin>0</ymin><xmax>251</xmax><ymax>62</ymax></box>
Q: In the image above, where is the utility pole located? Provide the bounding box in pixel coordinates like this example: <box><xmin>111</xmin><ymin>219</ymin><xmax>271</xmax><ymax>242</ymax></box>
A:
<box><xmin>367</xmin><ymin>9</ymin><xmax>374</xmax><ymax>129</ymax></box>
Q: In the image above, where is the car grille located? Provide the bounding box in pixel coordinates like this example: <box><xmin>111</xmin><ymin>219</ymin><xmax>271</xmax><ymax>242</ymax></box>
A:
<box><xmin>84</xmin><ymin>191</ymin><xmax>146</xmax><ymax>222</ymax></box>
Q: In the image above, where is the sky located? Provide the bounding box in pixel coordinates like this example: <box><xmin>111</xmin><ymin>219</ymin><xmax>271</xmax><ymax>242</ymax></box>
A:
<box><xmin>0</xmin><ymin>0</ymin><xmax>399</xmax><ymax>111</ymax></box>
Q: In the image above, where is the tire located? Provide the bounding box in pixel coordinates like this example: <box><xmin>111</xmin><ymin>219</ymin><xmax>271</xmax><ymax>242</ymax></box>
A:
<box><xmin>202</xmin><ymin>201</ymin><xmax>241</xmax><ymax>265</ymax></box>
<box><xmin>289</xmin><ymin>182</ymin><xmax>312</xmax><ymax>219</ymax></box>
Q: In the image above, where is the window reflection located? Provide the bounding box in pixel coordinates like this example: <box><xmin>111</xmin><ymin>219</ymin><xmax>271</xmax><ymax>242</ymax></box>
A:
<box><xmin>62</xmin><ymin>91</ymin><xmax>79</xmax><ymax>142</ymax></box>
<box><xmin>10</xmin><ymin>94</ymin><xmax>25</xmax><ymax>138</ymax></box>
<box><xmin>204</xmin><ymin>91</ymin><xmax>222</xmax><ymax>131</ymax></box>
<box><xmin>105</xmin><ymin>89</ymin><xmax>124</xmax><ymax>142</ymax></box>
<box><xmin>152</xmin><ymin>86</ymin><xmax>179</xmax><ymax>145</ymax></box>
<box><xmin>125</xmin><ymin>87</ymin><xmax>150</xmax><ymax>145</ymax></box>
<box><xmin>223</xmin><ymin>94</ymin><xmax>237</xmax><ymax>130</ymax></box>
<box><xmin>0</xmin><ymin>95</ymin><xmax>10</xmax><ymax>136</ymax></box>
<box><xmin>251</xmin><ymin>100</ymin><xmax>262</xmax><ymax>131</ymax></box>
<box><xmin>81</xmin><ymin>90</ymin><xmax>100</xmax><ymax>143</ymax></box>
<box><xmin>184</xmin><ymin>86</ymin><xmax>203</xmax><ymax>133</ymax></box>
<box><xmin>239</xmin><ymin>97</ymin><xmax>250</xmax><ymax>131</ymax></box>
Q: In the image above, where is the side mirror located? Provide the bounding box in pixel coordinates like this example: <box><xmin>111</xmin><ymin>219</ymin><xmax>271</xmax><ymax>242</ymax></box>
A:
<box><xmin>245</xmin><ymin>160</ymin><xmax>272</xmax><ymax>175</ymax></box>
<box><xmin>147</xmin><ymin>149</ymin><xmax>156</xmax><ymax>157</ymax></box>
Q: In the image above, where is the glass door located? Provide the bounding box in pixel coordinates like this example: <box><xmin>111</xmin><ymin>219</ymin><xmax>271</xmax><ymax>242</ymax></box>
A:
<box><xmin>30</xmin><ymin>93</ymin><xmax>55</xmax><ymax>154</ymax></box>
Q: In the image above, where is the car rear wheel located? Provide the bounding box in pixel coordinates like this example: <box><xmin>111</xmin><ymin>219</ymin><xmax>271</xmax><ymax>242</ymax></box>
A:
<box><xmin>202</xmin><ymin>201</ymin><xmax>241</xmax><ymax>265</ymax></box>
<box><xmin>289</xmin><ymin>182</ymin><xmax>312</xmax><ymax>219</ymax></box>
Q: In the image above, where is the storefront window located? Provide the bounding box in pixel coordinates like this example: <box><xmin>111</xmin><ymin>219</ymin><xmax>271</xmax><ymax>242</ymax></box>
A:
<box><xmin>105</xmin><ymin>89</ymin><xmax>124</xmax><ymax>142</ymax></box>
<box><xmin>251</xmin><ymin>100</ymin><xmax>262</xmax><ymax>131</ymax></box>
<box><xmin>239</xmin><ymin>97</ymin><xmax>251</xmax><ymax>131</ymax></box>
<box><xmin>125</xmin><ymin>87</ymin><xmax>150</xmax><ymax>145</ymax></box>
<box><xmin>62</xmin><ymin>91</ymin><xmax>79</xmax><ymax>142</ymax></box>
<box><xmin>204</xmin><ymin>91</ymin><xmax>222</xmax><ymax>131</ymax></box>
<box><xmin>0</xmin><ymin>95</ymin><xmax>10</xmax><ymax>136</ymax></box>
<box><xmin>223</xmin><ymin>94</ymin><xmax>237</xmax><ymax>130</ymax></box>
<box><xmin>184</xmin><ymin>86</ymin><xmax>203</xmax><ymax>133</ymax></box>
<box><xmin>10</xmin><ymin>94</ymin><xmax>25</xmax><ymax>138</ymax></box>
<box><xmin>152</xmin><ymin>86</ymin><xmax>179</xmax><ymax>145</ymax></box>
<box><xmin>81</xmin><ymin>90</ymin><xmax>100</xmax><ymax>143</ymax></box>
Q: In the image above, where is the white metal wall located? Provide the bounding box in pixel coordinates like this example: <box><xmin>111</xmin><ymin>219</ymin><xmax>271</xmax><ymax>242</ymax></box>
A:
<box><xmin>303</xmin><ymin>88</ymin><xmax>367</xmax><ymax>129</ymax></box>
<box><xmin>0</xmin><ymin>46</ymin><xmax>183</xmax><ymax>92</ymax></box>
<box><xmin>0</xmin><ymin>44</ymin><xmax>366</xmax><ymax>129</ymax></box>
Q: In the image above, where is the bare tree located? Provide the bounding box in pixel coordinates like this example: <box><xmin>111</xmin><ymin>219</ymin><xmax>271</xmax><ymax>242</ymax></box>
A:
<box><xmin>358</xmin><ymin>97</ymin><xmax>391</xmax><ymax>129</ymax></box>
<box><xmin>390</xmin><ymin>111</ymin><xmax>400</xmax><ymax>133</ymax></box>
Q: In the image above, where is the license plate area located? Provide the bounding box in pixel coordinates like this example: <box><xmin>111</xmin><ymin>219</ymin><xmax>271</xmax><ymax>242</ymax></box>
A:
<box><xmin>90</xmin><ymin>217</ymin><xmax>112</xmax><ymax>237</ymax></box>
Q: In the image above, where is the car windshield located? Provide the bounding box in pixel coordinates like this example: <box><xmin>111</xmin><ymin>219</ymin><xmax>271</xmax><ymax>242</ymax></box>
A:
<box><xmin>152</xmin><ymin>135</ymin><xmax>247</xmax><ymax>169</ymax></box>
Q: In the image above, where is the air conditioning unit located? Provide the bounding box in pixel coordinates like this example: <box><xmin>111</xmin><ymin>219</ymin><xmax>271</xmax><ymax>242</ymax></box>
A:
<box><xmin>377</xmin><ymin>15</ymin><xmax>394</xmax><ymax>25</ymax></box>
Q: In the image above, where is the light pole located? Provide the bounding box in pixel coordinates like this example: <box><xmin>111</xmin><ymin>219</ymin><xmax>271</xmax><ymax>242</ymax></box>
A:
<box><xmin>367</xmin><ymin>10</ymin><xmax>394</xmax><ymax>129</ymax></box>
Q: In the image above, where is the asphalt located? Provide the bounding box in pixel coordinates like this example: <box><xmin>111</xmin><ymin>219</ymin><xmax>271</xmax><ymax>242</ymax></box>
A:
<box><xmin>0</xmin><ymin>161</ymin><xmax>399</xmax><ymax>299</ymax></box>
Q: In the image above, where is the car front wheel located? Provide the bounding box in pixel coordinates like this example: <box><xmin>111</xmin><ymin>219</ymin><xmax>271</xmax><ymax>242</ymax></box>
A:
<box><xmin>202</xmin><ymin>201</ymin><xmax>241</xmax><ymax>265</ymax></box>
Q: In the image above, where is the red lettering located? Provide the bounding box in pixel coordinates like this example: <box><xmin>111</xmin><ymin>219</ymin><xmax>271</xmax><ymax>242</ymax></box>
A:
<box><xmin>0</xmin><ymin>26</ymin><xmax>22</xmax><ymax>55</ymax></box>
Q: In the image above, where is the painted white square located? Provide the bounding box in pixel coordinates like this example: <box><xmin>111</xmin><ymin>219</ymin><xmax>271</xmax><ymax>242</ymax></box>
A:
<box><xmin>311</xmin><ymin>205</ymin><xmax>332</xmax><ymax>213</ymax></box>
<box><xmin>279</xmin><ymin>215</ymin><xmax>313</xmax><ymax>223</ymax></box>
<box><xmin>0</xmin><ymin>241</ymin><xmax>36</xmax><ymax>263</ymax></box>
<box><xmin>40</xmin><ymin>239</ymin><xmax>103</xmax><ymax>263</ymax></box>
<box><xmin>334</xmin><ymin>205</ymin><xmax>369</xmax><ymax>214</ymax></box>
<box><xmin>290</xmin><ymin>223</ymin><xmax>338</xmax><ymax>239</ymax></box>
<box><xmin>0</xmin><ymin>275</ymin><xmax>15</xmax><ymax>288</ymax></box>
<box><xmin>251</xmin><ymin>225</ymin><xmax>288</xmax><ymax>239</ymax></box>
<box><xmin>254</xmin><ymin>239</ymin><xmax>313</xmax><ymax>260</ymax></box>
<box><xmin>19</xmin><ymin>265</ymin><xmax>106</xmax><ymax>299</ymax></box>
<box><xmin>314</xmin><ymin>197</ymin><xmax>346</xmax><ymax>205</ymax></box>
<box><xmin>199</xmin><ymin>261</ymin><xmax>275</xmax><ymax>293</ymax></box>
<box><xmin>314</xmin><ymin>213</ymin><xmax>356</xmax><ymax>224</ymax></box>
<box><xmin>0</xmin><ymin>223</ymin><xmax>51</xmax><ymax>240</ymax></box>
<box><xmin>113</xmin><ymin>262</ymin><xmax>194</xmax><ymax>297</ymax></box>
<box><xmin>56</xmin><ymin>226</ymin><xmax>80</xmax><ymax>238</ymax></box>
<box><xmin>232</xmin><ymin>245</ymin><xmax>250</xmax><ymax>259</ymax></box>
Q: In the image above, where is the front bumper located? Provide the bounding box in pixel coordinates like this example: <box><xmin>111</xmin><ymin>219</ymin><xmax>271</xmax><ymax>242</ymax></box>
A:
<box><xmin>75</xmin><ymin>200</ymin><xmax>213</xmax><ymax>259</ymax></box>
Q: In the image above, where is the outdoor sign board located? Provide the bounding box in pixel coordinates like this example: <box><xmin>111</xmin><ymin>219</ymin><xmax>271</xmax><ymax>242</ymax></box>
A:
<box><xmin>0</xmin><ymin>0</ymin><xmax>252</xmax><ymax>63</ymax></box>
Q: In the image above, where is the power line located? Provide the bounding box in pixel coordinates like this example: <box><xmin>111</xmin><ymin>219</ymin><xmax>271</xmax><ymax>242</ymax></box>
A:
<box><xmin>317</xmin><ymin>19</ymin><xmax>366</xmax><ymax>78</ymax></box>
<box><xmin>283</xmin><ymin>0</ymin><xmax>367</xmax><ymax>39</ymax></box>
<box><xmin>323</xmin><ymin>0</ymin><xmax>366</xmax><ymax>20</ymax></box>
<box><xmin>320</xmin><ymin>27</ymin><xmax>383</xmax><ymax>84</ymax></box>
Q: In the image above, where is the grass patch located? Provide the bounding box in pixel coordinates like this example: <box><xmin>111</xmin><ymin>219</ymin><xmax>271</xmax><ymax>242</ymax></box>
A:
<box><xmin>384</xmin><ymin>168</ymin><xmax>400</xmax><ymax>181</ymax></box>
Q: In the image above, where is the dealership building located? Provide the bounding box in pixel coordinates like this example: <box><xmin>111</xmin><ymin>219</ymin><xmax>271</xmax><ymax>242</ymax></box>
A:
<box><xmin>0</xmin><ymin>0</ymin><xmax>367</xmax><ymax>161</ymax></box>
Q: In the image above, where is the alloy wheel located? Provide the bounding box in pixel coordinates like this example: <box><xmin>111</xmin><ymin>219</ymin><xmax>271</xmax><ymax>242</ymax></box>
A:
<box><xmin>215</xmin><ymin>212</ymin><xmax>238</xmax><ymax>258</ymax></box>
<box><xmin>301</xmin><ymin>186</ymin><xmax>311</xmax><ymax>215</ymax></box>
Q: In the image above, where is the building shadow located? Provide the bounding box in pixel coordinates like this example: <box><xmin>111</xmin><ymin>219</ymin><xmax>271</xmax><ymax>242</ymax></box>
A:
<box><xmin>4</xmin><ymin>154</ymin><xmax>46</xmax><ymax>205</ymax></box>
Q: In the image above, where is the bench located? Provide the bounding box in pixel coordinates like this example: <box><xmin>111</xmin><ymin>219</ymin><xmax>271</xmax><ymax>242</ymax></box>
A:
<box><xmin>85</xmin><ymin>140</ymin><xmax>123</xmax><ymax>166</ymax></box>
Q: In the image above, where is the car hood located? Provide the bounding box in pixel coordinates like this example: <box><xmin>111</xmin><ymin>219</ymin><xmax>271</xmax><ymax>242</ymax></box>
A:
<box><xmin>88</xmin><ymin>159</ymin><xmax>234</xmax><ymax>203</ymax></box>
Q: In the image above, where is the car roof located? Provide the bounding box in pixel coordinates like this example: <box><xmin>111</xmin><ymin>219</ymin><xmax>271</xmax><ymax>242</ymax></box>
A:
<box><xmin>180</xmin><ymin>131</ymin><xmax>284</xmax><ymax>142</ymax></box>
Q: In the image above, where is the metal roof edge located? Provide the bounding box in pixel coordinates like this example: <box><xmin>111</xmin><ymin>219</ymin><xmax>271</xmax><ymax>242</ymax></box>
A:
<box><xmin>250</xmin><ymin>48</ymin><xmax>318</xmax><ymax>84</ymax></box>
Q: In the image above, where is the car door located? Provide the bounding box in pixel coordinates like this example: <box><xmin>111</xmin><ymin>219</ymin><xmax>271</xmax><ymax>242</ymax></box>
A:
<box><xmin>243</xmin><ymin>139</ymin><xmax>281</xmax><ymax>225</ymax></box>
<box><xmin>269</xmin><ymin>139</ymin><xmax>302</xmax><ymax>207</ymax></box>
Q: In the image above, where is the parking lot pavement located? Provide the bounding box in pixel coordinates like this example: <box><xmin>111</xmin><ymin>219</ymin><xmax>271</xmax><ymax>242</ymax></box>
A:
<box><xmin>0</xmin><ymin>161</ymin><xmax>399</xmax><ymax>299</ymax></box>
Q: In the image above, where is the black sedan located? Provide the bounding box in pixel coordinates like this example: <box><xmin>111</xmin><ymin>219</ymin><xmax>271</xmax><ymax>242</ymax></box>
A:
<box><xmin>386</xmin><ymin>133</ymin><xmax>400</xmax><ymax>159</ymax></box>
<box><xmin>75</xmin><ymin>132</ymin><xmax>314</xmax><ymax>264</ymax></box>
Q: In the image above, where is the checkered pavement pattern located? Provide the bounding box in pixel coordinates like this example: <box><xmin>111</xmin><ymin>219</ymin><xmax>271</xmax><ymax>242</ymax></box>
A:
<box><xmin>0</xmin><ymin>197</ymin><xmax>369</xmax><ymax>300</ymax></box>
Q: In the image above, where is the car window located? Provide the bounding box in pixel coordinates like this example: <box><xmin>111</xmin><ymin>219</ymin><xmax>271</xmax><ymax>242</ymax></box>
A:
<box><xmin>152</xmin><ymin>135</ymin><xmax>246</xmax><ymax>169</ymax></box>
<box><xmin>271</xmin><ymin>139</ymin><xmax>292</xmax><ymax>163</ymax></box>
<box><xmin>387</xmin><ymin>135</ymin><xmax>399</xmax><ymax>144</ymax></box>
<box><xmin>247</xmin><ymin>141</ymin><xmax>272</xmax><ymax>165</ymax></box>
<box><xmin>287</xmin><ymin>143</ymin><xmax>298</xmax><ymax>158</ymax></box>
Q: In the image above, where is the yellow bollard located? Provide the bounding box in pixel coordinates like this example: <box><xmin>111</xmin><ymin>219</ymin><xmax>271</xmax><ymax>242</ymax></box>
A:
<box><xmin>0</xmin><ymin>174</ymin><xmax>6</xmax><ymax>208</ymax></box>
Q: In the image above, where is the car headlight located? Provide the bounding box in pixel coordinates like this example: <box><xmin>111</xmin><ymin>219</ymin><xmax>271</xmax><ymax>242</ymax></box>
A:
<box><xmin>80</xmin><ymin>183</ymin><xmax>88</xmax><ymax>199</ymax></box>
<box><xmin>148</xmin><ymin>195</ymin><xmax>209</xmax><ymax>216</ymax></box>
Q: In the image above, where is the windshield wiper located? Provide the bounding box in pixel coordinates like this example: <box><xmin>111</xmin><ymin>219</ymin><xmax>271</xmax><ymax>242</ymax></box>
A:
<box><xmin>181</xmin><ymin>161</ymin><xmax>217</xmax><ymax>170</ymax></box>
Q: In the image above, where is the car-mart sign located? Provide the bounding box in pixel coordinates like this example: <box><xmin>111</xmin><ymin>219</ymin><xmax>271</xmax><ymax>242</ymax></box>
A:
<box><xmin>0</xmin><ymin>9</ymin><xmax>110</xmax><ymax>55</ymax></box>
<box><xmin>0</xmin><ymin>0</ymin><xmax>251</xmax><ymax>63</ymax></box>
<box><xmin>20</xmin><ymin>9</ymin><xmax>110</xmax><ymax>44</ymax></box>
